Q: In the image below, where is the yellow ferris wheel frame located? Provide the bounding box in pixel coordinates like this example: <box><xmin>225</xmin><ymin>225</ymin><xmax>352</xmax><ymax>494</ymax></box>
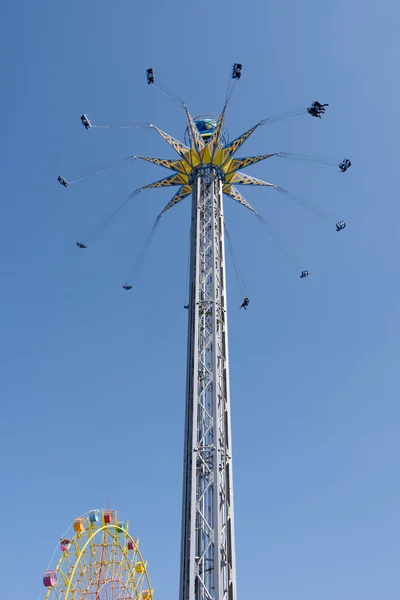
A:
<box><xmin>43</xmin><ymin>509</ymin><xmax>153</xmax><ymax>600</ymax></box>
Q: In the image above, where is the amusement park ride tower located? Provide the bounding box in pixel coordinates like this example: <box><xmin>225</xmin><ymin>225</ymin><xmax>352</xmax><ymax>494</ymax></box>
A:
<box><xmin>57</xmin><ymin>63</ymin><xmax>348</xmax><ymax>600</ymax></box>
<box><xmin>79</xmin><ymin>87</ymin><xmax>278</xmax><ymax>600</ymax></box>
<box><xmin>129</xmin><ymin>94</ymin><xmax>276</xmax><ymax>600</ymax></box>
<box><xmin>180</xmin><ymin>156</ymin><xmax>236</xmax><ymax>600</ymax></box>
<box><xmin>132</xmin><ymin>93</ymin><xmax>275</xmax><ymax>600</ymax></box>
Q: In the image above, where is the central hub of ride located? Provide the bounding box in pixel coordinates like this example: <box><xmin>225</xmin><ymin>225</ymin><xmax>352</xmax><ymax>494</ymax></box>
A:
<box><xmin>184</xmin><ymin>115</ymin><xmax>229</xmax><ymax>146</ymax></box>
<box><xmin>189</xmin><ymin>164</ymin><xmax>226</xmax><ymax>184</ymax></box>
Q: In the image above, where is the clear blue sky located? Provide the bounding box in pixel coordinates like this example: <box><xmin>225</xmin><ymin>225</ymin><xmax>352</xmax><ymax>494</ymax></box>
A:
<box><xmin>1</xmin><ymin>1</ymin><xmax>399</xmax><ymax>599</ymax></box>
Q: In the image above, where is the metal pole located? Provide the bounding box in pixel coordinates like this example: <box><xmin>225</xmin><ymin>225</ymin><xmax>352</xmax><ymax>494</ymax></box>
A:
<box><xmin>180</xmin><ymin>166</ymin><xmax>236</xmax><ymax>600</ymax></box>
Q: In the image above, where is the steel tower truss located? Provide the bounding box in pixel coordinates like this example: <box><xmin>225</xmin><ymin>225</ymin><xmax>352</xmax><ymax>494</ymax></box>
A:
<box><xmin>103</xmin><ymin>103</ymin><xmax>277</xmax><ymax>600</ymax></box>
<box><xmin>63</xmin><ymin>67</ymin><xmax>346</xmax><ymax>600</ymax></box>
<box><xmin>180</xmin><ymin>166</ymin><xmax>236</xmax><ymax>600</ymax></box>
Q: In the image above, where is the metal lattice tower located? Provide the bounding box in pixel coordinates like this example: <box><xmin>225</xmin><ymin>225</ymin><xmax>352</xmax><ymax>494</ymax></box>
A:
<box><xmin>180</xmin><ymin>166</ymin><xmax>236</xmax><ymax>600</ymax></box>
<box><xmin>66</xmin><ymin>65</ymin><xmax>337</xmax><ymax>600</ymax></box>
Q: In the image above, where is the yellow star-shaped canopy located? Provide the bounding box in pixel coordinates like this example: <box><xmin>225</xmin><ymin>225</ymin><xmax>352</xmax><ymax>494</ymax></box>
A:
<box><xmin>137</xmin><ymin>105</ymin><xmax>277</xmax><ymax>215</ymax></box>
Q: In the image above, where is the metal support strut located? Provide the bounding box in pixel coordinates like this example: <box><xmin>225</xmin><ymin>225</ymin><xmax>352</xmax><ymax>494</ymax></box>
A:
<box><xmin>180</xmin><ymin>166</ymin><xmax>237</xmax><ymax>600</ymax></box>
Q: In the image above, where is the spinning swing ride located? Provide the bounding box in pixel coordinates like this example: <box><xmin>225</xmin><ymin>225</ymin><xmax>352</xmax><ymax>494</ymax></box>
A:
<box><xmin>57</xmin><ymin>63</ymin><xmax>350</xmax><ymax>288</ymax></box>
<box><xmin>48</xmin><ymin>64</ymin><xmax>352</xmax><ymax>600</ymax></box>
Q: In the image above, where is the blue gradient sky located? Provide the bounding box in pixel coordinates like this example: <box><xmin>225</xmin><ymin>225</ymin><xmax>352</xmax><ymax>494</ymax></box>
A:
<box><xmin>1</xmin><ymin>1</ymin><xmax>399</xmax><ymax>599</ymax></box>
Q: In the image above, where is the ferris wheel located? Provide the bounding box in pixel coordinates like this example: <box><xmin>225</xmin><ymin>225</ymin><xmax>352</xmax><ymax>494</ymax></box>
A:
<box><xmin>42</xmin><ymin>508</ymin><xmax>153</xmax><ymax>600</ymax></box>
